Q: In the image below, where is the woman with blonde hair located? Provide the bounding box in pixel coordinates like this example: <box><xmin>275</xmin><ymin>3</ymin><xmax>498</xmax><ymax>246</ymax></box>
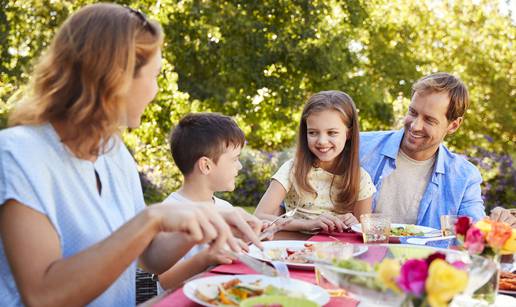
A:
<box><xmin>0</xmin><ymin>3</ymin><xmax>262</xmax><ymax>306</ymax></box>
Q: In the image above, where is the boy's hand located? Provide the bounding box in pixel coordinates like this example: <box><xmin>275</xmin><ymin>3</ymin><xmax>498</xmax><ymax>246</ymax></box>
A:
<box><xmin>201</xmin><ymin>245</ymin><xmax>234</xmax><ymax>266</ymax></box>
<box><xmin>203</xmin><ymin>239</ymin><xmax>249</xmax><ymax>266</ymax></box>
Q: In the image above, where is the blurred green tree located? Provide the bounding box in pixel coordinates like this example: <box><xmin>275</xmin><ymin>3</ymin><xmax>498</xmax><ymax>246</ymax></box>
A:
<box><xmin>1</xmin><ymin>0</ymin><xmax>514</xmax><ymax>206</ymax></box>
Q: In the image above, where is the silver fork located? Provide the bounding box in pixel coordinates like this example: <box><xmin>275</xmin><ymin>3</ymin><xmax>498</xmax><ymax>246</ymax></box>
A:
<box><xmin>258</xmin><ymin>207</ymin><xmax>298</xmax><ymax>241</ymax></box>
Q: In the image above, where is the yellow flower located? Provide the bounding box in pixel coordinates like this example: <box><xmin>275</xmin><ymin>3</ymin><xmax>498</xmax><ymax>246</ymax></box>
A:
<box><xmin>475</xmin><ymin>219</ymin><xmax>492</xmax><ymax>235</ymax></box>
<box><xmin>502</xmin><ymin>229</ymin><xmax>516</xmax><ymax>255</ymax></box>
<box><xmin>377</xmin><ymin>259</ymin><xmax>401</xmax><ymax>293</ymax></box>
<box><xmin>426</xmin><ymin>259</ymin><xmax>468</xmax><ymax>307</ymax></box>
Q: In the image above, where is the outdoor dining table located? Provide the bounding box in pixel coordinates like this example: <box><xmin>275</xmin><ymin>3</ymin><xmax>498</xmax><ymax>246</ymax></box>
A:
<box><xmin>153</xmin><ymin>230</ymin><xmax>368</xmax><ymax>307</ymax></box>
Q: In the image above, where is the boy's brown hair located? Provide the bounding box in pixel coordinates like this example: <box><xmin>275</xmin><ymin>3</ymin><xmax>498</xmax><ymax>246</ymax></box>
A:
<box><xmin>412</xmin><ymin>72</ymin><xmax>469</xmax><ymax>121</ymax></box>
<box><xmin>170</xmin><ymin>113</ymin><xmax>245</xmax><ymax>175</ymax></box>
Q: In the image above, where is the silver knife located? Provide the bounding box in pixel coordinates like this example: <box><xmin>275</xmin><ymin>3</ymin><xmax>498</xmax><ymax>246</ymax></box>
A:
<box><xmin>227</xmin><ymin>250</ymin><xmax>278</xmax><ymax>277</ymax></box>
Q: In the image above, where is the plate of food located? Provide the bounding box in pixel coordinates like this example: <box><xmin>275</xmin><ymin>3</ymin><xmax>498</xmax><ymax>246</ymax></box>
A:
<box><xmin>240</xmin><ymin>295</ymin><xmax>319</xmax><ymax>307</ymax></box>
<box><xmin>351</xmin><ymin>223</ymin><xmax>441</xmax><ymax>238</ymax></box>
<box><xmin>183</xmin><ymin>274</ymin><xmax>330</xmax><ymax>307</ymax></box>
<box><xmin>499</xmin><ymin>271</ymin><xmax>516</xmax><ymax>296</ymax></box>
<box><xmin>247</xmin><ymin>240</ymin><xmax>368</xmax><ymax>270</ymax></box>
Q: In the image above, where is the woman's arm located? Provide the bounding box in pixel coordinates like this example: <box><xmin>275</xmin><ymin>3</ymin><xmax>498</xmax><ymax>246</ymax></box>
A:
<box><xmin>0</xmin><ymin>200</ymin><xmax>230</xmax><ymax>307</ymax></box>
<box><xmin>141</xmin><ymin>206</ymin><xmax>263</xmax><ymax>273</ymax></box>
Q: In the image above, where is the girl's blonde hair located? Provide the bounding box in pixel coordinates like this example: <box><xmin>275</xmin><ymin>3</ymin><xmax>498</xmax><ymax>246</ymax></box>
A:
<box><xmin>9</xmin><ymin>3</ymin><xmax>163</xmax><ymax>158</ymax></box>
<box><xmin>293</xmin><ymin>90</ymin><xmax>360</xmax><ymax>213</ymax></box>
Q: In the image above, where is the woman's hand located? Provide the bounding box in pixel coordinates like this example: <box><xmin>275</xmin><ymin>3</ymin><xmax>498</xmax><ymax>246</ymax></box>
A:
<box><xmin>154</xmin><ymin>202</ymin><xmax>239</xmax><ymax>250</ymax></box>
<box><xmin>216</xmin><ymin>206</ymin><xmax>264</xmax><ymax>249</ymax></box>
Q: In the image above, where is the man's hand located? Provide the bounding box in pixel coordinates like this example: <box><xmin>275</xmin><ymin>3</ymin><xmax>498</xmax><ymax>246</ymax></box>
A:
<box><xmin>490</xmin><ymin>207</ymin><xmax>516</xmax><ymax>228</ymax></box>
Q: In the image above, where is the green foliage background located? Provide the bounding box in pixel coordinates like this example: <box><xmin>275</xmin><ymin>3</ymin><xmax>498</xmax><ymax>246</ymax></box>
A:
<box><xmin>1</xmin><ymin>0</ymin><xmax>514</xmax><ymax>210</ymax></box>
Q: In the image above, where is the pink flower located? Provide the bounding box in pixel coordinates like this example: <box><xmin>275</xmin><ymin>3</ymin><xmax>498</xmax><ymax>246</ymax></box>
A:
<box><xmin>397</xmin><ymin>259</ymin><xmax>429</xmax><ymax>297</ymax></box>
<box><xmin>455</xmin><ymin>216</ymin><xmax>471</xmax><ymax>237</ymax></box>
<box><xmin>451</xmin><ymin>261</ymin><xmax>466</xmax><ymax>270</ymax></box>
<box><xmin>464</xmin><ymin>226</ymin><xmax>485</xmax><ymax>254</ymax></box>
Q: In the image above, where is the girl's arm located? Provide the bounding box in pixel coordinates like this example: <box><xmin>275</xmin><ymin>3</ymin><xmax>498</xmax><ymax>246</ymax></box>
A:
<box><xmin>254</xmin><ymin>180</ymin><xmax>287</xmax><ymax>220</ymax></box>
<box><xmin>254</xmin><ymin>181</ymin><xmax>338</xmax><ymax>232</ymax></box>
<box><xmin>0</xmin><ymin>199</ymin><xmax>232</xmax><ymax>307</ymax></box>
<box><xmin>353</xmin><ymin>196</ymin><xmax>373</xmax><ymax>220</ymax></box>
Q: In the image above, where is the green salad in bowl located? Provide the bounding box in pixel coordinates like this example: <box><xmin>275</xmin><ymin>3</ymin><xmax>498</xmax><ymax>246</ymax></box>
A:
<box><xmin>314</xmin><ymin>244</ymin><xmax>498</xmax><ymax>307</ymax></box>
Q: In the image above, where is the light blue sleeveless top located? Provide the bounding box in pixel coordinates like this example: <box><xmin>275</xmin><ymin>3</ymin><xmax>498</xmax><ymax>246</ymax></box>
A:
<box><xmin>0</xmin><ymin>124</ymin><xmax>146</xmax><ymax>306</ymax></box>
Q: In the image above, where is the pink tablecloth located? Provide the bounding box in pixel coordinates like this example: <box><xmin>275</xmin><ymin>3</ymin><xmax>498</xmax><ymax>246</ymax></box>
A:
<box><xmin>154</xmin><ymin>233</ymin><xmax>364</xmax><ymax>307</ymax></box>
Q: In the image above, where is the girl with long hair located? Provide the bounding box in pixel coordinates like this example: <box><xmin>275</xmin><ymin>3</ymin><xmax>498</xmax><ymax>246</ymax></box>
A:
<box><xmin>255</xmin><ymin>90</ymin><xmax>375</xmax><ymax>232</ymax></box>
<box><xmin>0</xmin><ymin>3</ymin><xmax>261</xmax><ymax>306</ymax></box>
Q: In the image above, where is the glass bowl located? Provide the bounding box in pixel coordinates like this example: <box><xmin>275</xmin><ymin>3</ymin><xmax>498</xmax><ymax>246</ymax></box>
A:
<box><xmin>314</xmin><ymin>244</ymin><xmax>498</xmax><ymax>306</ymax></box>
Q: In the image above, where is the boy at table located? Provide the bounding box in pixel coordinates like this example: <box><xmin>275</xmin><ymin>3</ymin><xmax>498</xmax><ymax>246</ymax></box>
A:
<box><xmin>157</xmin><ymin>112</ymin><xmax>249</xmax><ymax>291</ymax></box>
<box><xmin>359</xmin><ymin>72</ymin><xmax>516</xmax><ymax>229</ymax></box>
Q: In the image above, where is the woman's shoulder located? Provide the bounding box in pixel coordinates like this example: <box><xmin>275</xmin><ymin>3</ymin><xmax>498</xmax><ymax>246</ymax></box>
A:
<box><xmin>0</xmin><ymin>124</ymin><xmax>56</xmax><ymax>154</ymax></box>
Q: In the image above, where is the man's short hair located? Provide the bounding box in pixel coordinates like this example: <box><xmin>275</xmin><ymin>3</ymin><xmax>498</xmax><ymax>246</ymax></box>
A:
<box><xmin>412</xmin><ymin>72</ymin><xmax>469</xmax><ymax>121</ymax></box>
<box><xmin>169</xmin><ymin>113</ymin><xmax>245</xmax><ymax>175</ymax></box>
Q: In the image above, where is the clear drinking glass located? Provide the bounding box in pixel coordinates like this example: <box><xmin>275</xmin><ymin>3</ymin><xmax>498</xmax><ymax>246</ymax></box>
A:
<box><xmin>440</xmin><ymin>214</ymin><xmax>458</xmax><ymax>236</ymax></box>
<box><xmin>360</xmin><ymin>213</ymin><xmax>390</xmax><ymax>244</ymax></box>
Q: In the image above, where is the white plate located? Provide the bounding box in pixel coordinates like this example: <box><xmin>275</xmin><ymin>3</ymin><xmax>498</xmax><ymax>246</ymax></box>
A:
<box><xmin>499</xmin><ymin>289</ymin><xmax>516</xmax><ymax>296</ymax></box>
<box><xmin>247</xmin><ymin>240</ymin><xmax>368</xmax><ymax>270</ymax></box>
<box><xmin>351</xmin><ymin>223</ymin><xmax>441</xmax><ymax>238</ymax></box>
<box><xmin>450</xmin><ymin>294</ymin><xmax>516</xmax><ymax>306</ymax></box>
<box><xmin>183</xmin><ymin>274</ymin><xmax>330</xmax><ymax>307</ymax></box>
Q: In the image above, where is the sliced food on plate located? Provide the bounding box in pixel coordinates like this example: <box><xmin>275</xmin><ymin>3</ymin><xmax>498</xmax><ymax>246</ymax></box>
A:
<box><xmin>265</xmin><ymin>242</ymin><xmax>316</xmax><ymax>264</ymax></box>
<box><xmin>195</xmin><ymin>278</ymin><xmax>299</xmax><ymax>306</ymax></box>
<box><xmin>390</xmin><ymin>225</ymin><xmax>425</xmax><ymax>236</ymax></box>
<box><xmin>351</xmin><ymin>223</ymin><xmax>440</xmax><ymax>238</ymax></box>
<box><xmin>500</xmin><ymin>271</ymin><xmax>516</xmax><ymax>292</ymax></box>
<box><xmin>184</xmin><ymin>274</ymin><xmax>330</xmax><ymax>307</ymax></box>
<box><xmin>247</xmin><ymin>240</ymin><xmax>368</xmax><ymax>269</ymax></box>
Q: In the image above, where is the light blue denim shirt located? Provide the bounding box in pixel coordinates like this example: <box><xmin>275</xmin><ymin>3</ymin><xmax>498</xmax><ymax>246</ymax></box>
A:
<box><xmin>359</xmin><ymin>129</ymin><xmax>485</xmax><ymax>229</ymax></box>
<box><xmin>0</xmin><ymin>124</ymin><xmax>145</xmax><ymax>306</ymax></box>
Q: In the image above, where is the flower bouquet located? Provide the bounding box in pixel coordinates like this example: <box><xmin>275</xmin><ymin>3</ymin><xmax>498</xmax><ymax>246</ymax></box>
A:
<box><xmin>314</xmin><ymin>244</ymin><xmax>495</xmax><ymax>307</ymax></box>
<box><xmin>454</xmin><ymin>217</ymin><xmax>516</xmax><ymax>258</ymax></box>
<box><xmin>453</xmin><ymin>217</ymin><xmax>516</xmax><ymax>303</ymax></box>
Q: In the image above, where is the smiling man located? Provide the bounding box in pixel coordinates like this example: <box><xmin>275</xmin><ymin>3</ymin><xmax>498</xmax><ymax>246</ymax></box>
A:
<box><xmin>359</xmin><ymin>72</ymin><xmax>515</xmax><ymax>229</ymax></box>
